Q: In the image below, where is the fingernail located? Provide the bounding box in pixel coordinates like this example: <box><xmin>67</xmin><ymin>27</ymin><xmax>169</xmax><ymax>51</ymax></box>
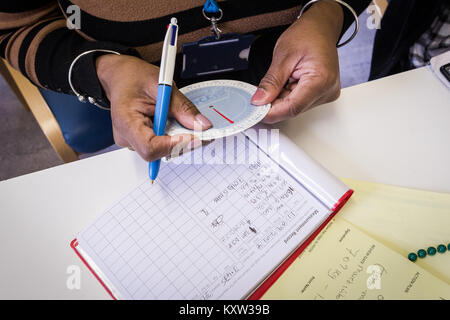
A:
<box><xmin>251</xmin><ymin>88</ymin><xmax>266</xmax><ymax>104</ymax></box>
<box><xmin>195</xmin><ymin>114</ymin><xmax>213</xmax><ymax>129</ymax></box>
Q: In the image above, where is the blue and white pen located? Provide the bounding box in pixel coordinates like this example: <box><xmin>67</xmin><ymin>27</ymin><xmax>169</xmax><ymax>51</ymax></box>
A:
<box><xmin>149</xmin><ymin>17</ymin><xmax>178</xmax><ymax>183</ymax></box>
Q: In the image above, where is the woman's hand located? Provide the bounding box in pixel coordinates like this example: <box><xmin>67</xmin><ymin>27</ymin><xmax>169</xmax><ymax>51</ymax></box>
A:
<box><xmin>251</xmin><ymin>1</ymin><xmax>344</xmax><ymax>123</ymax></box>
<box><xmin>96</xmin><ymin>54</ymin><xmax>212</xmax><ymax>161</ymax></box>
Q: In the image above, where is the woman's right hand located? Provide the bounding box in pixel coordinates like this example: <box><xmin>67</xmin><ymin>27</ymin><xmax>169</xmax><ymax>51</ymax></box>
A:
<box><xmin>96</xmin><ymin>54</ymin><xmax>212</xmax><ymax>161</ymax></box>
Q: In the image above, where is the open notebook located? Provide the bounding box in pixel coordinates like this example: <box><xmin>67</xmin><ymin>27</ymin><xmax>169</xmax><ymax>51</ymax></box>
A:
<box><xmin>71</xmin><ymin>126</ymin><xmax>352</xmax><ymax>300</ymax></box>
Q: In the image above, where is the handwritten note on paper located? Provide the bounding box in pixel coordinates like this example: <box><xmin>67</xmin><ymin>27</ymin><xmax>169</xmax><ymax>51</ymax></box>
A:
<box><xmin>262</xmin><ymin>217</ymin><xmax>450</xmax><ymax>300</ymax></box>
<box><xmin>77</xmin><ymin>139</ymin><xmax>331</xmax><ymax>300</ymax></box>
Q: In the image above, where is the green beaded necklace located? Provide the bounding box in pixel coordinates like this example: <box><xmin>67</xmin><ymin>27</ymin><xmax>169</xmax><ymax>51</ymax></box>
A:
<box><xmin>408</xmin><ymin>243</ymin><xmax>449</xmax><ymax>262</ymax></box>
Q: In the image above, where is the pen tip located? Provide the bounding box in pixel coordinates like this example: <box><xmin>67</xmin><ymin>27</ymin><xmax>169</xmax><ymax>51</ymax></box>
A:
<box><xmin>151</xmin><ymin>180</ymin><xmax>155</xmax><ymax>184</ymax></box>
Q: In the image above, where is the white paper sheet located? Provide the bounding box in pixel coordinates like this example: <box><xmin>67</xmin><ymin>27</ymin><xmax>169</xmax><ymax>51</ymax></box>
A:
<box><xmin>77</xmin><ymin>135</ymin><xmax>332</xmax><ymax>299</ymax></box>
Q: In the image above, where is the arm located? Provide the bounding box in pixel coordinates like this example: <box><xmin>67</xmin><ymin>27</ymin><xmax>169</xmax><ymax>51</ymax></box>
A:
<box><xmin>0</xmin><ymin>1</ymin><xmax>211</xmax><ymax>161</ymax></box>
<box><xmin>0</xmin><ymin>0</ymin><xmax>138</xmax><ymax>105</ymax></box>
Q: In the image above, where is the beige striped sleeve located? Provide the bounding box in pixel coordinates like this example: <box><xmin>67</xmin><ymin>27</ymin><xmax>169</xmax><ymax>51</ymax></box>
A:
<box><xmin>0</xmin><ymin>2</ymin><xmax>65</xmax><ymax>86</ymax></box>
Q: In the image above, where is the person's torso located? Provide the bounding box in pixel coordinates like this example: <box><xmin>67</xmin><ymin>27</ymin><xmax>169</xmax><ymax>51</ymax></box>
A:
<box><xmin>61</xmin><ymin>0</ymin><xmax>300</xmax><ymax>62</ymax></box>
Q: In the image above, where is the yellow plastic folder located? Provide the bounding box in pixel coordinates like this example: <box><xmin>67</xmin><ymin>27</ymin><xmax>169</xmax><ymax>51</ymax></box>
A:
<box><xmin>262</xmin><ymin>179</ymin><xmax>450</xmax><ymax>300</ymax></box>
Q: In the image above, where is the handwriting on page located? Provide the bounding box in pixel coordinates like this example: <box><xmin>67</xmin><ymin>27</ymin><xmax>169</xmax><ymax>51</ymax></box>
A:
<box><xmin>77</xmin><ymin>139</ymin><xmax>330</xmax><ymax>300</ymax></box>
<box><xmin>194</xmin><ymin>160</ymin><xmax>306</xmax><ymax>258</ymax></box>
<box><xmin>262</xmin><ymin>218</ymin><xmax>450</xmax><ymax>300</ymax></box>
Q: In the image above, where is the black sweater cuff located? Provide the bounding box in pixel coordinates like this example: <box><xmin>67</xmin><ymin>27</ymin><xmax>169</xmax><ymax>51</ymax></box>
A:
<box><xmin>339</xmin><ymin>0</ymin><xmax>372</xmax><ymax>40</ymax></box>
<box><xmin>70</xmin><ymin>45</ymin><xmax>140</xmax><ymax>108</ymax></box>
<box><xmin>35</xmin><ymin>28</ymin><xmax>140</xmax><ymax>107</ymax></box>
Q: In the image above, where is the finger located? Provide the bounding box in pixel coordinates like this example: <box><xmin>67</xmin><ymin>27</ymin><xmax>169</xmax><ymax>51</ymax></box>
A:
<box><xmin>170</xmin><ymin>87</ymin><xmax>212</xmax><ymax>130</ymax></box>
<box><xmin>285</xmin><ymin>81</ymin><xmax>297</xmax><ymax>91</ymax></box>
<box><xmin>168</xmin><ymin>136</ymin><xmax>207</xmax><ymax>159</ymax></box>
<box><xmin>251</xmin><ymin>54</ymin><xmax>295</xmax><ymax>106</ymax></box>
<box><xmin>139</xmin><ymin>134</ymin><xmax>194</xmax><ymax>162</ymax></box>
<box><xmin>262</xmin><ymin>78</ymin><xmax>324</xmax><ymax>124</ymax></box>
<box><xmin>112</xmin><ymin>129</ymin><xmax>128</xmax><ymax>148</ymax></box>
<box><xmin>129</xmin><ymin>120</ymin><xmax>195</xmax><ymax>162</ymax></box>
<box><xmin>288</xmin><ymin>77</ymin><xmax>297</xmax><ymax>84</ymax></box>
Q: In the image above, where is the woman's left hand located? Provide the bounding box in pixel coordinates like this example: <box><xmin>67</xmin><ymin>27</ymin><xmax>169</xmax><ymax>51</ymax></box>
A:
<box><xmin>251</xmin><ymin>1</ymin><xmax>344</xmax><ymax>123</ymax></box>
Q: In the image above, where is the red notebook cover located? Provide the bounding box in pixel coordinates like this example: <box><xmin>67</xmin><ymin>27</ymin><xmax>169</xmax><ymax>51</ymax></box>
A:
<box><xmin>71</xmin><ymin>189</ymin><xmax>353</xmax><ymax>300</ymax></box>
<box><xmin>247</xmin><ymin>189</ymin><xmax>353</xmax><ymax>299</ymax></box>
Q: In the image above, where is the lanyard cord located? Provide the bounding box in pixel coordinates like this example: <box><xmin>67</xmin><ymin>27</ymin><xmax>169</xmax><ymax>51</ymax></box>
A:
<box><xmin>203</xmin><ymin>0</ymin><xmax>223</xmax><ymax>39</ymax></box>
<box><xmin>203</xmin><ymin>0</ymin><xmax>220</xmax><ymax>13</ymax></box>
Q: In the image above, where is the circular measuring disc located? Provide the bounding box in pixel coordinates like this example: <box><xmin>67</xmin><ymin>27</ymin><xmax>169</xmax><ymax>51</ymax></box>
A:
<box><xmin>165</xmin><ymin>80</ymin><xmax>270</xmax><ymax>140</ymax></box>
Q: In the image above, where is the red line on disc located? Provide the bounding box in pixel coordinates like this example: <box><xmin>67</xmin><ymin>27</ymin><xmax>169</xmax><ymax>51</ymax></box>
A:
<box><xmin>212</xmin><ymin>107</ymin><xmax>234</xmax><ymax>124</ymax></box>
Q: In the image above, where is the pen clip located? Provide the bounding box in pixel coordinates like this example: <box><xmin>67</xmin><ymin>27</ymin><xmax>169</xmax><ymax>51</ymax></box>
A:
<box><xmin>159</xmin><ymin>17</ymin><xmax>178</xmax><ymax>85</ymax></box>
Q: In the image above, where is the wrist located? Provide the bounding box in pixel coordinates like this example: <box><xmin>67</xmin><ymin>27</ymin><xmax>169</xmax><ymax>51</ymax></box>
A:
<box><xmin>297</xmin><ymin>0</ymin><xmax>344</xmax><ymax>44</ymax></box>
<box><xmin>96</xmin><ymin>54</ymin><xmax>131</xmax><ymax>98</ymax></box>
<box><xmin>96</xmin><ymin>54</ymin><xmax>123</xmax><ymax>83</ymax></box>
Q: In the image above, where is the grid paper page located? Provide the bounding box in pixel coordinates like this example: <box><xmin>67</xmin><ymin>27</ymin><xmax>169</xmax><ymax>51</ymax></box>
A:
<box><xmin>77</xmin><ymin>137</ymin><xmax>331</xmax><ymax>300</ymax></box>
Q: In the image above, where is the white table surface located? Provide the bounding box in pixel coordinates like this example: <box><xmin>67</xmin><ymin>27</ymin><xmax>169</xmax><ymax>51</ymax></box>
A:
<box><xmin>1</xmin><ymin>67</ymin><xmax>449</xmax><ymax>299</ymax></box>
<box><xmin>275</xmin><ymin>67</ymin><xmax>450</xmax><ymax>194</ymax></box>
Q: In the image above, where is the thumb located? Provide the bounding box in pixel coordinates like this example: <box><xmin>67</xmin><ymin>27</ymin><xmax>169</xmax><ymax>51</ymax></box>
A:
<box><xmin>251</xmin><ymin>58</ymin><xmax>292</xmax><ymax>106</ymax></box>
<box><xmin>170</xmin><ymin>87</ymin><xmax>212</xmax><ymax>131</ymax></box>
